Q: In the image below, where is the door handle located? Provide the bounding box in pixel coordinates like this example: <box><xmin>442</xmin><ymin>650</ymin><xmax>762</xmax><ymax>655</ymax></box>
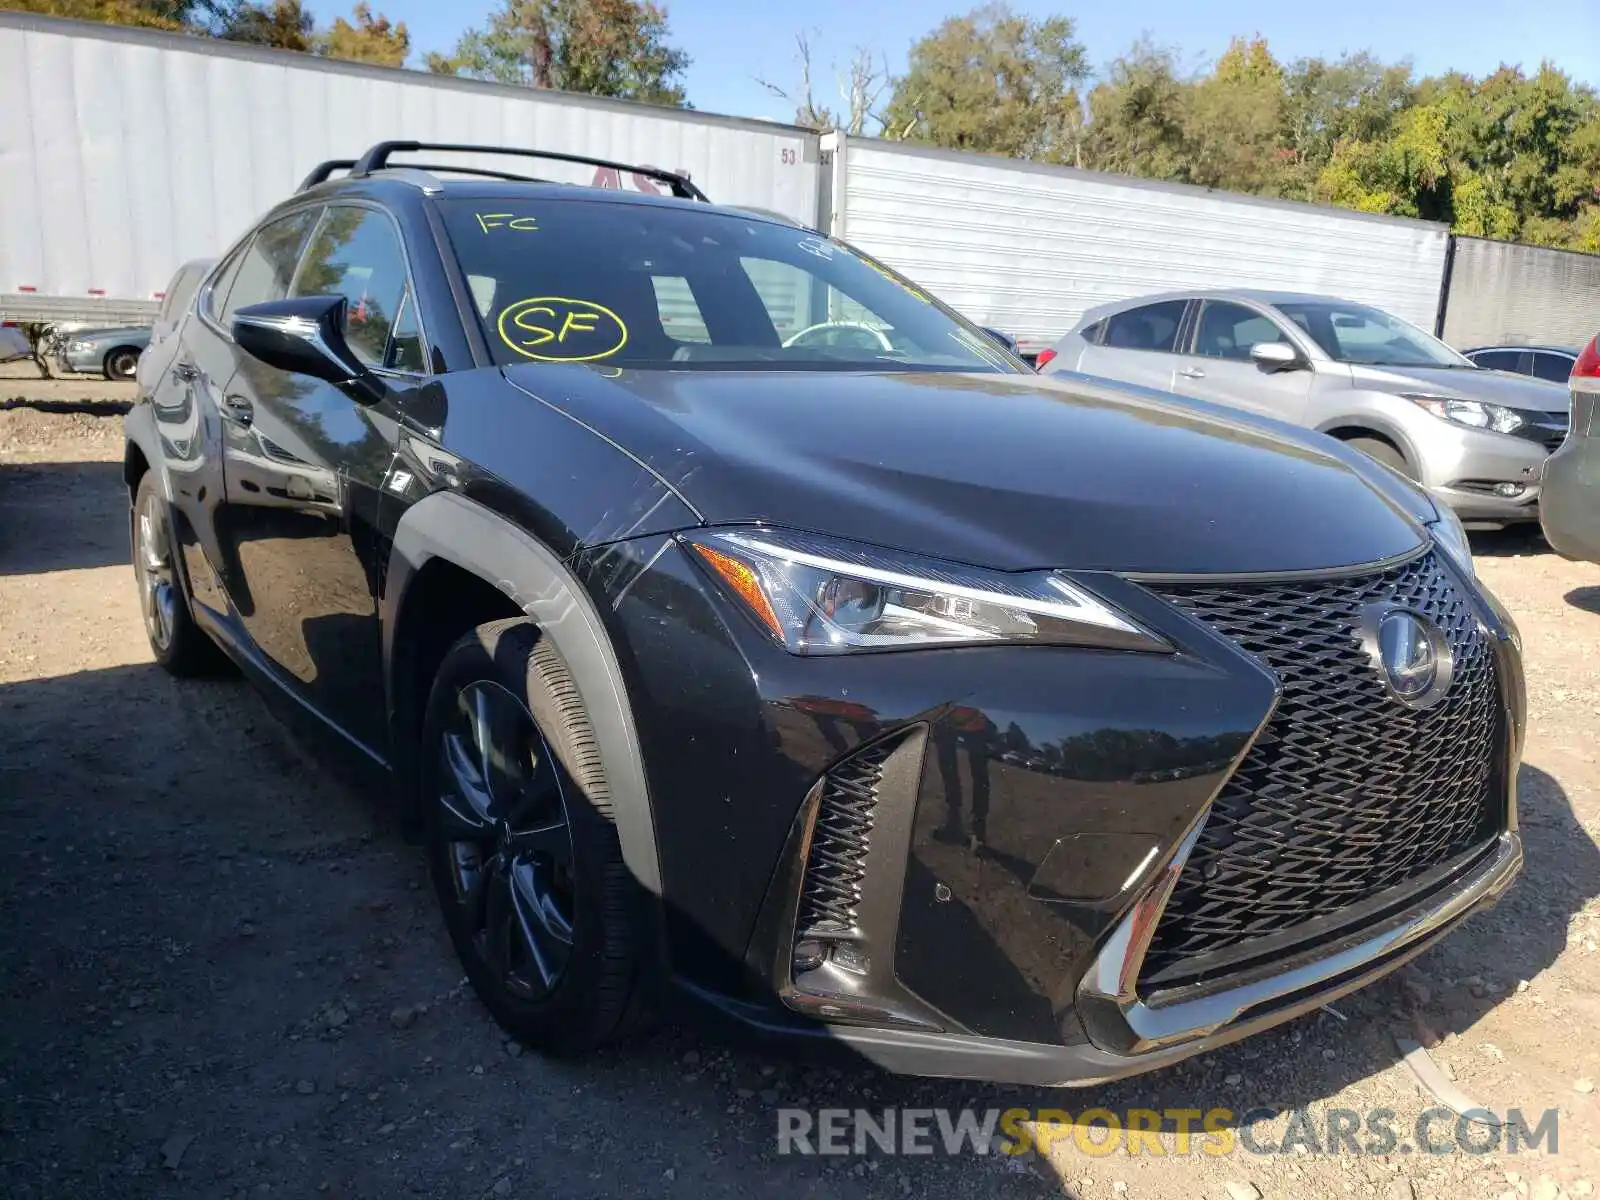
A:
<box><xmin>171</xmin><ymin>362</ymin><xmax>199</xmax><ymax>383</ymax></box>
<box><xmin>220</xmin><ymin>392</ymin><xmax>254</xmax><ymax>427</ymax></box>
<box><xmin>1178</xmin><ymin>367</ymin><xmax>1206</xmax><ymax>379</ymax></box>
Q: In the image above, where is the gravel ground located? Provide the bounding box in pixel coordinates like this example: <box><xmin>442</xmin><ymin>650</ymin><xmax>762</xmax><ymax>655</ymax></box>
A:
<box><xmin>2</xmin><ymin>377</ymin><xmax>1598</xmax><ymax>1200</ymax></box>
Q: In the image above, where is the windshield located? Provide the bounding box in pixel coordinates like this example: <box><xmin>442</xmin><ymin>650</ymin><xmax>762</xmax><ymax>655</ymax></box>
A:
<box><xmin>439</xmin><ymin>198</ymin><xmax>1020</xmax><ymax>373</ymax></box>
<box><xmin>1272</xmin><ymin>300</ymin><xmax>1472</xmax><ymax>368</ymax></box>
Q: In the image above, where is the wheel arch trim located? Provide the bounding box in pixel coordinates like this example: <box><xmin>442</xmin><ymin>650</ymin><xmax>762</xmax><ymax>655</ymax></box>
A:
<box><xmin>385</xmin><ymin>488</ymin><xmax>662</xmax><ymax>897</ymax></box>
<box><xmin>1314</xmin><ymin>413</ymin><xmax>1423</xmax><ymax>470</ymax></box>
<box><xmin>122</xmin><ymin>404</ymin><xmax>174</xmax><ymax>502</ymax></box>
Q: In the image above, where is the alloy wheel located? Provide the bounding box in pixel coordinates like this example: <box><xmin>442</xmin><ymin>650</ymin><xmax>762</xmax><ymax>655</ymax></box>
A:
<box><xmin>437</xmin><ymin>679</ymin><xmax>577</xmax><ymax>1002</ymax></box>
<box><xmin>134</xmin><ymin>490</ymin><xmax>179</xmax><ymax>653</ymax></box>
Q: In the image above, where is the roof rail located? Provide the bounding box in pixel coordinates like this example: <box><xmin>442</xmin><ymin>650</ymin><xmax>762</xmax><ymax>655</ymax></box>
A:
<box><xmin>348</xmin><ymin>140</ymin><xmax>710</xmax><ymax>202</ymax></box>
<box><xmin>384</xmin><ymin>163</ymin><xmax>556</xmax><ymax>185</ymax></box>
<box><xmin>298</xmin><ymin>159</ymin><xmax>357</xmax><ymax>191</ymax></box>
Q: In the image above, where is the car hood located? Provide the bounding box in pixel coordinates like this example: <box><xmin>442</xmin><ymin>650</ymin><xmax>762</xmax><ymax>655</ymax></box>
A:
<box><xmin>504</xmin><ymin>366</ymin><xmax>1432</xmax><ymax>574</ymax></box>
<box><xmin>74</xmin><ymin>327</ymin><xmax>152</xmax><ymax>346</ymax></box>
<box><xmin>1348</xmin><ymin>363</ymin><xmax>1569</xmax><ymax>412</ymax></box>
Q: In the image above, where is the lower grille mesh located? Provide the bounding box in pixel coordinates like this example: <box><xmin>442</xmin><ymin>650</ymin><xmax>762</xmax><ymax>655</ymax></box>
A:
<box><xmin>795</xmin><ymin>740</ymin><xmax>895</xmax><ymax>937</ymax></box>
<box><xmin>1139</xmin><ymin>550</ymin><xmax>1502</xmax><ymax>982</ymax></box>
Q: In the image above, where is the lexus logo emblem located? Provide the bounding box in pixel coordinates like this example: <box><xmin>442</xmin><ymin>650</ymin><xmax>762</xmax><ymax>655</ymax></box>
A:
<box><xmin>1360</xmin><ymin>605</ymin><xmax>1454</xmax><ymax>709</ymax></box>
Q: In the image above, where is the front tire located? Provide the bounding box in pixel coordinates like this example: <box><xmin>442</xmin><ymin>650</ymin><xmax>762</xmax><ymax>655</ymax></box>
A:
<box><xmin>422</xmin><ymin>619</ymin><xmax>651</xmax><ymax>1055</ymax></box>
<box><xmin>105</xmin><ymin>348</ymin><xmax>140</xmax><ymax>381</ymax></box>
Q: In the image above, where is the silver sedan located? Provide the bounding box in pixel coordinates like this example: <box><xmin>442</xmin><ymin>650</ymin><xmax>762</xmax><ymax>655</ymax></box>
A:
<box><xmin>1040</xmin><ymin>290</ymin><xmax>1570</xmax><ymax>528</ymax></box>
<box><xmin>56</xmin><ymin>325</ymin><xmax>152</xmax><ymax>381</ymax></box>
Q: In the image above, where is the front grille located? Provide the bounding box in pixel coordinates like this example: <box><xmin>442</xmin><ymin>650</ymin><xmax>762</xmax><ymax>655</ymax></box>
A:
<box><xmin>1138</xmin><ymin>550</ymin><xmax>1503</xmax><ymax>984</ymax></box>
<box><xmin>795</xmin><ymin>740</ymin><xmax>895</xmax><ymax>937</ymax></box>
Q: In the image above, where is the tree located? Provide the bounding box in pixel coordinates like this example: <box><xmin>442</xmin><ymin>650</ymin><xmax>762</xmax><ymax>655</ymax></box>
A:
<box><xmin>1313</xmin><ymin>63</ymin><xmax>1600</xmax><ymax>247</ymax></box>
<box><xmin>3</xmin><ymin>0</ymin><xmax>198</xmax><ymax>28</ymax></box>
<box><xmin>881</xmin><ymin>3</ymin><xmax>1090</xmax><ymax>162</ymax></box>
<box><xmin>215</xmin><ymin>0</ymin><xmax>313</xmax><ymax>51</ymax></box>
<box><xmin>755</xmin><ymin>32</ymin><xmax>835</xmax><ymax>131</ymax></box>
<box><xmin>1184</xmin><ymin>37</ymin><xmax>1291</xmax><ymax>194</ymax></box>
<box><xmin>1281</xmin><ymin>52</ymin><xmax>1416</xmax><ymax>179</ymax></box>
<box><xmin>756</xmin><ymin>33</ymin><xmax>889</xmax><ymax>134</ymax></box>
<box><xmin>1081</xmin><ymin>39</ymin><xmax>1191</xmax><ymax>181</ymax></box>
<box><xmin>425</xmin><ymin>0</ymin><xmax>690</xmax><ymax>107</ymax></box>
<box><xmin>315</xmin><ymin>3</ymin><xmax>409</xmax><ymax>67</ymax></box>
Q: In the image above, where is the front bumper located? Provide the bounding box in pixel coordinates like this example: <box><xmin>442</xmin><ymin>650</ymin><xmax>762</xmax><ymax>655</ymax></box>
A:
<box><xmin>689</xmin><ymin>832</ymin><xmax>1521</xmax><ymax>1085</ymax></box>
<box><xmin>595</xmin><ymin>535</ymin><xmax>1525</xmax><ymax>1086</ymax></box>
<box><xmin>55</xmin><ymin>350</ymin><xmax>101</xmax><ymax>375</ymax></box>
<box><xmin>1411</xmin><ymin>421</ymin><xmax>1549</xmax><ymax>525</ymax></box>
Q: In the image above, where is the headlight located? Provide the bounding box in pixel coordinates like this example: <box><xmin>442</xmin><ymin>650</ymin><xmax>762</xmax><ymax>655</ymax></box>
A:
<box><xmin>65</xmin><ymin>340</ymin><xmax>92</xmax><ymax>352</ymax></box>
<box><xmin>1402</xmin><ymin>393</ymin><xmax>1525</xmax><ymax>435</ymax></box>
<box><xmin>683</xmin><ymin>528</ymin><xmax>1169</xmax><ymax>655</ymax></box>
<box><xmin>1427</xmin><ymin>505</ymin><xmax>1475</xmax><ymax>579</ymax></box>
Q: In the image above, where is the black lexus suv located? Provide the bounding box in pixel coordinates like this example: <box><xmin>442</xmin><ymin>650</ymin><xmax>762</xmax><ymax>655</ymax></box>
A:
<box><xmin>124</xmin><ymin>140</ymin><xmax>1524</xmax><ymax>1086</ymax></box>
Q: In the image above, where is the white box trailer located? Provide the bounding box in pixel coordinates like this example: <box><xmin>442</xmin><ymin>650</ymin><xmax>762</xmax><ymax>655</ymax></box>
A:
<box><xmin>819</xmin><ymin>132</ymin><xmax>1452</xmax><ymax>355</ymax></box>
<box><xmin>0</xmin><ymin>12</ymin><xmax>821</xmax><ymax>325</ymax></box>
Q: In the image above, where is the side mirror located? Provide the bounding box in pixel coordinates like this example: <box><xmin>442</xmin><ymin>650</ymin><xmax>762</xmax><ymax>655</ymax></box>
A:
<box><xmin>1249</xmin><ymin>342</ymin><xmax>1303</xmax><ymax>373</ymax></box>
<box><xmin>982</xmin><ymin>326</ymin><xmax>1021</xmax><ymax>354</ymax></box>
<box><xmin>232</xmin><ymin>296</ymin><xmax>385</xmax><ymax>404</ymax></box>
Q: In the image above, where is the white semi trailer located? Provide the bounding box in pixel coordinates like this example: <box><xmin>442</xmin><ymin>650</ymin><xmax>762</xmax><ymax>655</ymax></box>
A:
<box><xmin>0</xmin><ymin>12</ymin><xmax>820</xmax><ymax>326</ymax></box>
<box><xmin>819</xmin><ymin>132</ymin><xmax>1452</xmax><ymax>355</ymax></box>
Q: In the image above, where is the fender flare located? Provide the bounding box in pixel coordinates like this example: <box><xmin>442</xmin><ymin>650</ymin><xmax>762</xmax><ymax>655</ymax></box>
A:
<box><xmin>122</xmin><ymin>403</ymin><xmax>174</xmax><ymax>501</ymax></box>
<box><xmin>385</xmin><ymin>489</ymin><xmax>662</xmax><ymax>897</ymax></box>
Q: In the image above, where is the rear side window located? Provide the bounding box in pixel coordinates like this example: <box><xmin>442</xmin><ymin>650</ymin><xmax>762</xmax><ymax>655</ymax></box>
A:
<box><xmin>1531</xmin><ymin>352</ymin><xmax>1574</xmax><ymax>383</ymax></box>
<box><xmin>218</xmin><ymin>208</ymin><xmax>320</xmax><ymax>326</ymax></box>
<box><xmin>1080</xmin><ymin>319</ymin><xmax>1106</xmax><ymax>344</ymax></box>
<box><xmin>1102</xmin><ymin>301</ymin><xmax>1187</xmax><ymax>353</ymax></box>
<box><xmin>1193</xmin><ymin>301</ymin><xmax>1289</xmax><ymax>360</ymax></box>
<box><xmin>1471</xmin><ymin>350</ymin><xmax>1522</xmax><ymax>373</ymax></box>
<box><xmin>291</xmin><ymin>206</ymin><xmax>413</xmax><ymax>369</ymax></box>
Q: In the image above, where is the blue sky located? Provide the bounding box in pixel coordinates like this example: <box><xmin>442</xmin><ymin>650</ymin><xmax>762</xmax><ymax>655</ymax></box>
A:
<box><xmin>306</xmin><ymin>0</ymin><xmax>1600</xmax><ymax>122</ymax></box>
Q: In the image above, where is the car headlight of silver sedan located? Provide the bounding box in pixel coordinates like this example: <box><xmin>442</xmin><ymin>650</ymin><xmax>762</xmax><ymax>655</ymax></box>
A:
<box><xmin>65</xmin><ymin>339</ymin><xmax>93</xmax><ymax>353</ymax></box>
<box><xmin>1402</xmin><ymin>393</ymin><xmax>1525</xmax><ymax>435</ymax></box>
<box><xmin>683</xmin><ymin>528</ymin><xmax>1170</xmax><ymax>655</ymax></box>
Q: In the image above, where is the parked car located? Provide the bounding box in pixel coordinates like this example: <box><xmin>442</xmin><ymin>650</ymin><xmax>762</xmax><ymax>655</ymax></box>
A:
<box><xmin>1041</xmin><ymin>291</ymin><xmax>1570</xmax><ymax>529</ymax></box>
<box><xmin>1464</xmin><ymin>344</ymin><xmax>1578</xmax><ymax>384</ymax></box>
<box><xmin>1541</xmin><ymin>334</ymin><xmax>1600</xmax><ymax>562</ymax></box>
<box><xmin>57</xmin><ymin>325</ymin><xmax>152</xmax><ymax>380</ymax></box>
<box><xmin>124</xmin><ymin>141</ymin><xmax>1523</xmax><ymax>1087</ymax></box>
<box><xmin>137</xmin><ymin>259</ymin><xmax>213</xmax><ymax>394</ymax></box>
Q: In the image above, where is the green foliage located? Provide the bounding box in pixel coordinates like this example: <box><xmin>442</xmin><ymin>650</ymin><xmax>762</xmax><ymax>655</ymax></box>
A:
<box><xmin>1309</xmin><ymin>64</ymin><xmax>1600</xmax><ymax>247</ymax></box>
<box><xmin>215</xmin><ymin>0</ymin><xmax>313</xmax><ymax>50</ymax></box>
<box><xmin>881</xmin><ymin>4</ymin><xmax>1090</xmax><ymax>162</ymax></box>
<box><xmin>1080</xmin><ymin>39</ymin><xmax>1189</xmax><ymax>181</ymax></box>
<box><xmin>4</xmin><ymin>0</ymin><xmax>196</xmax><ymax>28</ymax></box>
<box><xmin>314</xmin><ymin>2</ymin><xmax>409</xmax><ymax>67</ymax></box>
<box><xmin>425</xmin><ymin>0</ymin><xmax>690</xmax><ymax>107</ymax></box>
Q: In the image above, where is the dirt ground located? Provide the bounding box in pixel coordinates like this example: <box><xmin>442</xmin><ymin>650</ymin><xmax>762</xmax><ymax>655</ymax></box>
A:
<box><xmin>2</xmin><ymin>373</ymin><xmax>1598</xmax><ymax>1200</ymax></box>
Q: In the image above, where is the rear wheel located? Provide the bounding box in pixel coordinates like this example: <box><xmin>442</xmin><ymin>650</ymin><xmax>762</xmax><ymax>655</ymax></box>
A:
<box><xmin>1344</xmin><ymin>435</ymin><xmax>1415</xmax><ymax>480</ymax></box>
<box><xmin>131</xmin><ymin>471</ymin><xmax>221</xmax><ymax>676</ymax></box>
<box><xmin>422</xmin><ymin>618</ymin><xmax>651</xmax><ymax>1055</ymax></box>
<box><xmin>105</xmin><ymin>348</ymin><xmax>140</xmax><ymax>381</ymax></box>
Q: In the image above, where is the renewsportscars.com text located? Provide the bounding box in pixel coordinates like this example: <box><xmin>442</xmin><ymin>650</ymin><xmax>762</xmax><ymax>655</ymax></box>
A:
<box><xmin>777</xmin><ymin>1107</ymin><xmax>1559</xmax><ymax>1158</ymax></box>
